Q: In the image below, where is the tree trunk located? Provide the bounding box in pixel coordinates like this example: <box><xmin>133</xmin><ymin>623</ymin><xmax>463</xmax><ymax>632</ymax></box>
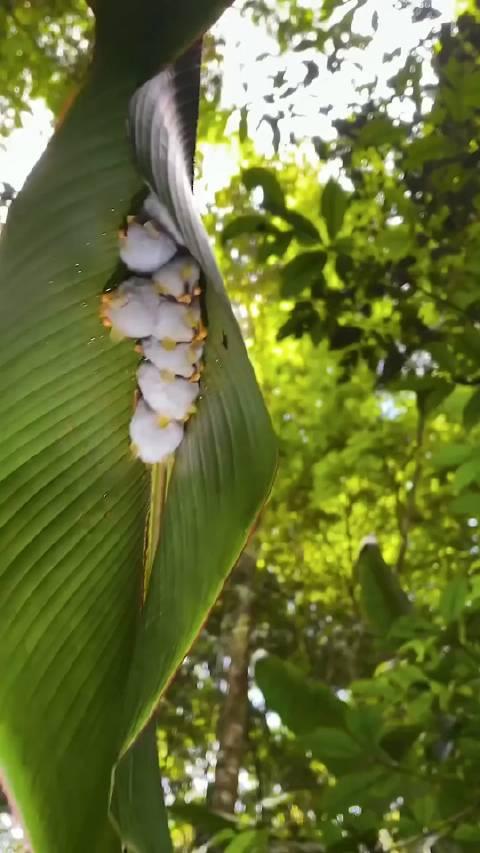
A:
<box><xmin>209</xmin><ymin>552</ymin><xmax>255</xmax><ymax>815</ymax></box>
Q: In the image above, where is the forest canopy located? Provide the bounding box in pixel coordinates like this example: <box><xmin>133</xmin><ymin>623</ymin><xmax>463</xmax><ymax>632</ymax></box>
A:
<box><xmin>2</xmin><ymin>1</ymin><xmax>480</xmax><ymax>852</ymax></box>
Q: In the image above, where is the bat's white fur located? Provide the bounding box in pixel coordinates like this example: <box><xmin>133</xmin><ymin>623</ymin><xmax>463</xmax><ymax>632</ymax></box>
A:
<box><xmin>152</xmin><ymin>297</ymin><xmax>201</xmax><ymax>343</ymax></box>
<box><xmin>104</xmin><ymin>178</ymin><xmax>206</xmax><ymax>465</ymax></box>
<box><xmin>120</xmin><ymin>222</ymin><xmax>177</xmax><ymax>273</ymax></box>
<box><xmin>142</xmin><ymin>338</ymin><xmax>203</xmax><ymax>378</ymax></box>
<box><xmin>103</xmin><ymin>279</ymin><xmax>159</xmax><ymax>338</ymax></box>
<box><xmin>152</xmin><ymin>256</ymin><xmax>200</xmax><ymax>300</ymax></box>
<box><xmin>137</xmin><ymin>362</ymin><xmax>199</xmax><ymax>421</ymax></box>
<box><xmin>129</xmin><ymin>399</ymin><xmax>184</xmax><ymax>463</ymax></box>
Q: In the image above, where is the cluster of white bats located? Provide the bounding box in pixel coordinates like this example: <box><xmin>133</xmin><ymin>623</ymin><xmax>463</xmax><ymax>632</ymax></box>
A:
<box><xmin>101</xmin><ymin>193</ymin><xmax>206</xmax><ymax>463</ymax></box>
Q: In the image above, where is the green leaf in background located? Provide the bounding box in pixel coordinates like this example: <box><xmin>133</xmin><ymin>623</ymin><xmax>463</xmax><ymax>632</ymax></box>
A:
<box><xmin>111</xmin><ymin>721</ymin><xmax>172</xmax><ymax>853</ymax></box>
<box><xmin>280</xmin><ymin>250</ymin><xmax>327</xmax><ymax>298</ymax></box>
<box><xmin>431</xmin><ymin>443</ymin><xmax>473</xmax><ymax>468</ymax></box>
<box><xmin>345</xmin><ymin>705</ymin><xmax>384</xmax><ymax>748</ymax></box>
<box><xmin>418</xmin><ymin>377</ymin><xmax>454</xmax><ymax>416</ymax></box>
<box><xmin>169</xmin><ymin>803</ymin><xmax>236</xmax><ymax>837</ymax></box>
<box><xmin>120</xmin><ymin>68</ymin><xmax>277</xmax><ymax>751</ymax></box>
<box><xmin>411</xmin><ymin>794</ymin><xmax>438</xmax><ymax>828</ymax></box>
<box><xmin>257</xmin><ymin>229</ymin><xmax>293</xmax><ymax>261</ymax></box>
<box><xmin>242</xmin><ymin>166</ymin><xmax>285</xmax><ymax>209</ymax></box>
<box><xmin>255</xmin><ymin>655</ymin><xmax>346</xmax><ymax>734</ymax></box>
<box><xmin>271</xmin><ymin>208</ymin><xmax>321</xmax><ymax>244</ymax></box>
<box><xmin>403</xmin><ymin>133</ymin><xmax>456</xmax><ymax>169</ymax></box>
<box><xmin>463</xmin><ymin>388</ymin><xmax>480</xmax><ymax>430</ymax></box>
<box><xmin>277</xmin><ymin>300</ymin><xmax>322</xmax><ymax>342</ymax></box>
<box><xmin>453</xmin><ymin>455</ymin><xmax>480</xmax><ymax>491</ymax></box>
<box><xmin>450</xmin><ymin>491</ymin><xmax>480</xmax><ymax>516</ymax></box>
<box><xmin>322</xmin><ymin>769</ymin><xmax>389</xmax><ymax>813</ymax></box>
<box><xmin>303</xmin><ymin>727</ymin><xmax>364</xmax><ymax>761</ymax></box>
<box><xmin>380</xmin><ymin>725</ymin><xmax>421</xmax><ymax>761</ymax></box>
<box><xmin>356</xmin><ymin>543</ymin><xmax>411</xmax><ymax>636</ymax></box>
<box><xmin>439</xmin><ymin>577</ymin><xmax>469</xmax><ymax>624</ymax></box>
<box><xmin>320</xmin><ymin>178</ymin><xmax>349</xmax><ymax>239</ymax></box>
<box><xmin>377</xmin><ymin>224</ymin><xmax>413</xmax><ymax>260</ymax></box>
<box><xmin>356</xmin><ymin>116</ymin><xmax>405</xmax><ymax>148</ymax></box>
<box><xmin>238</xmin><ymin>105</ymin><xmax>248</xmax><ymax>143</ymax></box>
<box><xmin>222</xmin><ymin>214</ymin><xmax>282</xmax><ymax>243</ymax></box>
<box><xmin>454</xmin><ymin>825</ymin><xmax>480</xmax><ymax>843</ymax></box>
<box><xmin>318</xmin><ymin>822</ymin><xmax>345</xmax><ymax>848</ymax></box>
<box><xmin>225</xmin><ymin>829</ymin><xmax>268</xmax><ymax>853</ymax></box>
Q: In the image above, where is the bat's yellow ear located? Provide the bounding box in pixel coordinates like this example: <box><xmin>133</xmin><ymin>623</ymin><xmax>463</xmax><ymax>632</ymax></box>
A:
<box><xmin>161</xmin><ymin>338</ymin><xmax>177</xmax><ymax>351</ymax></box>
<box><xmin>156</xmin><ymin>415</ymin><xmax>171</xmax><ymax>428</ymax></box>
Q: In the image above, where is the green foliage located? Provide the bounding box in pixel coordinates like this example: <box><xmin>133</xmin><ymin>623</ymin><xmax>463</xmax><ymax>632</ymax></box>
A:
<box><xmin>273</xmin><ymin>209</ymin><xmax>320</xmax><ymax>245</ymax></box>
<box><xmin>356</xmin><ymin>543</ymin><xmax>411</xmax><ymax>636</ymax></box>
<box><xmin>4</xmin><ymin>2</ymin><xmax>480</xmax><ymax>853</ymax></box>
<box><xmin>279</xmin><ymin>250</ymin><xmax>326</xmax><ymax>299</ymax></box>
<box><xmin>320</xmin><ymin>179</ymin><xmax>349</xmax><ymax>241</ymax></box>
<box><xmin>242</xmin><ymin>167</ymin><xmax>285</xmax><ymax>209</ymax></box>
<box><xmin>255</xmin><ymin>656</ymin><xmax>345</xmax><ymax>733</ymax></box>
<box><xmin>255</xmin><ymin>559</ymin><xmax>480</xmax><ymax>850</ymax></box>
<box><xmin>225</xmin><ymin>829</ymin><xmax>268</xmax><ymax>853</ymax></box>
<box><xmin>0</xmin><ymin>0</ymin><xmax>92</xmax><ymax>132</ymax></box>
<box><xmin>463</xmin><ymin>388</ymin><xmax>480</xmax><ymax>430</ymax></box>
<box><xmin>223</xmin><ymin>12</ymin><xmax>480</xmax><ymax>398</ymax></box>
<box><xmin>169</xmin><ymin>803</ymin><xmax>235</xmax><ymax>836</ymax></box>
<box><xmin>439</xmin><ymin>577</ymin><xmax>469</xmax><ymax>624</ymax></box>
<box><xmin>167</xmin><ymin>6</ymin><xmax>480</xmax><ymax>852</ymax></box>
<box><xmin>222</xmin><ymin>214</ymin><xmax>281</xmax><ymax>242</ymax></box>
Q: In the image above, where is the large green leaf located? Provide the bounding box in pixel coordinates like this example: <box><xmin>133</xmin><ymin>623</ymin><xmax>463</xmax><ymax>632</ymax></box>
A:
<box><xmin>111</xmin><ymin>721</ymin><xmax>172</xmax><ymax>853</ymax></box>
<box><xmin>0</xmin><ymin>70</ymin><xmax>146</xmax><ymax>853</ymax></box>
<box><xmin>0</xmin><ymin>2</ymin><xmax>236</xmax><ymax>851</ymax></box>
<box><xmin>121</xmin><ymin>69</ymin><xmax>277</xmax><ymax>750</ymax></box>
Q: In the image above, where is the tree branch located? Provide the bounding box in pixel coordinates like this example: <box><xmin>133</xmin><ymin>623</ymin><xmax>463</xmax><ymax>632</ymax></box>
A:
<box><xmin>209</xmin><ymin>553</ymin><xmax>256</xmax><ymax>815</ymax></box>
